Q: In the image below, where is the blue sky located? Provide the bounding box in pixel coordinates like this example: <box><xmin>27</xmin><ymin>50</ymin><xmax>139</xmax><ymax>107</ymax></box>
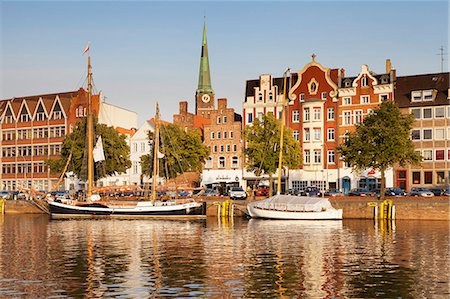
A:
<box><xmin>1</xmin><ymin>1</ymin><xmax>448</xmax><ymax>125</ymax></box>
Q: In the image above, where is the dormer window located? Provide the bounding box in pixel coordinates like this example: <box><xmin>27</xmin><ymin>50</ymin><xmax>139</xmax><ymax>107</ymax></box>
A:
<box><xmin>344</xmin><ymin>79</ymin><xmax>351</xmax><ymax>87</ymax></box>
<box><xmin>423</xmin><ymin>90</ymin><xmax>433</xmax><ymax>101</ymax></box>
<box><xmin>411</xmin><ymin>91</ymin><xmax>422</xmax><ymax>102</ymax></box>
<box><xmin>411</xmin><ymin>90</ymin><xmax>435</xmax><ymax>102</ymax></box>
<box><xmin>381</xmin><ymin>75</ymin><xmax>389</xmax><ymax>84</ymax></box>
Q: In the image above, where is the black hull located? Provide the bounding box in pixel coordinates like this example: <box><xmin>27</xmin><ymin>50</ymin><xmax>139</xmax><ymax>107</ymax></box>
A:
<box><xmin>49</xmin><ymin>202</ymin><xmax>207</xmax><ymax>218</ymax></box>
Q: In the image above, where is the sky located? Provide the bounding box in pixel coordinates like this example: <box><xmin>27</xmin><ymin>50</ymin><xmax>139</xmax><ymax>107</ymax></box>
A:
<box><xmin>1</xmin><ymin>1</ymin><xmax>448</xmax><ymax>126</ymax></box>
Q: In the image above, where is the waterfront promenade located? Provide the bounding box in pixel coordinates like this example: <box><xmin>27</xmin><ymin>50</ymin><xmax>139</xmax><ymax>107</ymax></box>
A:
<box><xmin>3</xmin><ymin>196</ymin><xmax>449</xmax><ymax>220</ymax></box>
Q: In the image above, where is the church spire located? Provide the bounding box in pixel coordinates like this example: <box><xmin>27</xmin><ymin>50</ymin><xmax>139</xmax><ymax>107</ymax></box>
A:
<box><xmin>196</xmin><ymin>22</ymin><xmax>213</xmax><ymax>94</ymax></box>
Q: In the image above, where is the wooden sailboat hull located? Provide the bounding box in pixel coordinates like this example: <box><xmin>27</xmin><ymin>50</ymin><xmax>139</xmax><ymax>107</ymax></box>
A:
<box><xmin>48</xmin><ymin>200</ymin><xmax>206</xmax><ymax>219</ymax></box>
<box><xmin>247</xmin><ymin>204</ymin><xmax>343</xmax><ymax>220</ymax></box>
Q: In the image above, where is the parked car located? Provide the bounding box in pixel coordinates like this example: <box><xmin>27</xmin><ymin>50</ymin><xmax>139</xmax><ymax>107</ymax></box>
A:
<box><xmin>195</xmin><ymin>189</ymin><xmax>220</xmax><ymax>197</ymax></box>
<box><xmin>429</xmin><ymin>188</ymin><xmax>444</xmax><ymax>196</ymax></box>
<box><xmin>0</xmin><ymin>191</ymin><xmax>9</xmax><ymax>199</ymax></box>
<box><xmin>229</xmin><ymin>187</ymin><xmax>247</xmax><ymax>200</ymax></box>
<box><xmin>324</xmin><ymin>189</ymin><xmax>343</xmax><ymax>197</ymax></box>
<box><xmin>348</xmin><ymin>188</ymin><xmax>371</xmax><ymax>196</ymax></box>
<box><xmin>409</xmin><ymin>187</ymin><xmax>434</xmax><ymax>197</ymax></box>
<box><xmin>385</xmin><ymin>187</ymin><xmax>407</xmax><ymax>196</ymax></box>
<box><xmin>302</xmin><ymin>186</ymin><xmax>322</xmax><ymax>197</ymax></box>
<box><xmin>255</xmin><ymin>186</ymin><xmax>270</xmax><ymax>197</ymax></box>
<box><xmin>287</xmin><ymin>188</ymin><xmax>302</xmax><ymax>196</ymax></box>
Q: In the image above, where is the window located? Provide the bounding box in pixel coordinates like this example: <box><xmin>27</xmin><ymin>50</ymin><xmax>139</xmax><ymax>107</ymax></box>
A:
<box><xmin>292</xmin><ymin>110</ymin><xmax>300</xmax><ymax>122</ymax></box>
<box><xmin>220</xmin><ymin>145</ymin><xmax>224</xmax><ymax>152</ymax></box>
<box><xmin>257</xmin><ymin>112</ymin><xmax>263</xmax><ymax>121</ymax></box>
<box><xmin>412</xmin><ymin>171</ymin><xmax>421</xmax><ymax>184</ymax></box>
<box><xmin>52</xmin><ymin>111</ymin><xmax>62</xmax><ymax>120</ymax></box>
<box><xmin>20</xmin><ymin>113</ymin><xmax>30</xmax><ymax>122</ymax></box>
<box><xmin>436</xmin><ymin>150</ymin><xmax>445</xmax><ymax>161</ymax></box>
<box><xmin>205</xmin><ymin>157</ymin><xmax>212</xmax><ymax>169</ymax></box>
<box><xmin>231</xmin><ymin>156</ymin><xmax>239</xmax><ymax>168</ymax></box>
<box><xmin>437</xmin><ymin>171</ymin><xmax>445</xmax><ymax>184</ymax></box>
<box><xmin>223</xmin><ymin>131</ymin><xmax>227</xmax><ymax>139</ymax></box>
<box><xmin>435</xmin><ymin>107</ymin><xmax>445</xmax><ymax>118</ymax></box>
<box><xmin>423</xmin><ymin>129</ymin><xmax>432</xmax><ymax>140</ymax></box>
<box><xmin>313</xmin><ymin>108</ymin><xmax>321</xmax><ymax>120</ymax></box>
<box><xmin>327</xmin><ymin>108</ymin><xmax>334</xmax><ymax>120</ymax></box>
<box><xmin>258</xmin><ymin>93</ymin><xmax>263</xmax><ymax>101</ymax></box>
<box><xmin>219</xmin><ymin>157</ymin><xmax>226</xmax><ymax>168</ymax></box>
<box><xmin>293</xmin><ymin>130</ymin><xmax>299</xmax><ymax>141</ymax></box>
<box><xmin>380</xmin><ymin>94</ymin><xmax>389</xmax><ymax>102</ymax></box>
<box><xmin>361</xmin><ymin>76</ymin><xmax>368</xmax><ymax>87</ymax></box>
<box><xmin>211</xmin><ymin>132</ymin><xmax>215</xmax><ymax>140</ymax></box>
<box><xmin>217</xmin><ymin>132</ymin><xmax>221</xmax><ymax>139</ymax></box>
<box><xmin>133</xmin><ymin>143</ymin><xmax>138</xmax><ymax>153</ymax></box>
<box><xmin>360</xmin><ymin>96</ymin><xmax>370</xmax><ymax>104</ymax></box>
<box><xmin>423</xmin><ymin>108</ymin><xmax>432</xmax><ymax>119</ymax></box>
<box><xmin>268</xmin><ymin>92</ymin><xmax>273</xmax><ymax>101</ymax></box>
<box><xmin>230</xmin><ymin>131</ymin><xmax>233</xmax><ymax>139</ymax></box>
<box><xmin>233</xmin><ymin>144</ymin><xmax>237</xmax><ymax>152</ymax></box>
<box><xmin>304</xmin><ymin>128</ymin><xmax>310</xmax><ymax>142</ymax></box>
<box><xmin>300</xmin><ymin>93</ymin><xmax>305</xmax><ymax>101</ymax></box>
<box><xmin>213</xmin><ymin>145</ymin><xmax>217</xmax><ymax>153</ymax></box>
<box><xmin>304</xmin><ymin>150</ymin><xmax>310</xmax><ymax>164</ymax></box>
<box><xmin>226</xmin><ymin>144</ymin><xmax>230</xmax><ymax>152</ymax></box>
<box><xmin>411</xmin><ymin>91</ymin><xmax>422</xmax><ymax>101</ymax></box>
<box><xmin>435</xmin><ymin>128</ymin><xmax>445</xmax><ymax>140</ymax></box>
<box><xmin>141</xmin><ymin>142</ymin><xmax>145</xmax><ymax>152</ymax></box>
<box><xmin>327</xmin><ymin>150</ymin><xmax>335</xmax><ymax>163</ymax></box>
<box><xmin>423</xmin><ymin>90</ymin><xmax>433</xmax><ymax>101</ymax></box>
<box><xmin>223</xmin><ymin>116</ymin><xmax>227</xmax><ymax>123</ymax></box>
<box><xmin>411</xmin><ymin>129</ymin><xmax>421</xmax><ymax>140</ymax></box>
<box><xmin>36</xmin><ymin>112</ymin><xmax>46</xmax><ymax>121</ymax></box>
<box><xmin>343</xmin><ymin>97</ymin><xmax>351</xmax><ymax>105</ymax></box>
<box><xmin>327</xmin><ymin>128</ymin><xmax>335</xmax><ymax>141</ymax></box>
<box><xmin>411</xmin><ymin>108</ymin><xmax>421</xmax><ymax>119</ymax></box>
<box><xmin>314</xmin><ymin>151</ymin><xmax>321</xmax><ymax>163</ymax></box>
<box><xmin>248</xmin><ymin>113</ymin><xmax>253</xmax><ymax>123</ymax></box>
<box><xmin>424</xmin><ymin>171</ymin><xmax>432</xmax><ymax>184</ymax></box>
<box><xmin>321</xmin><ymin>92</ymin><xmax>327</xmax><ymax>100</ymax></box>
<box><xmin>304</xmin><ymin>108</ymin><xmax>310</xmax><ymax>121</ymax></box>
<box><xmin>217</xmin><ymin>116</ymin><xmax>221</xmax><ymax>124</ymax></box>
<box><xmin>343</xmin><ymin>111</ymin><xmax>352</xmax><ymax>125</ymax></box>
<box><xmin>354</xmin><ymin>110</ymin><xmax>363</xmax><ymax>124</ymax></box>
<box><xmin>313</xmin><ymin>128</ymin><xmax>321</xmax><ymax>141</ymax></box>
<box><xmin>422</xmin><ymin>150</ymin><xmax>432</xmax><ymax>161</ymax></box>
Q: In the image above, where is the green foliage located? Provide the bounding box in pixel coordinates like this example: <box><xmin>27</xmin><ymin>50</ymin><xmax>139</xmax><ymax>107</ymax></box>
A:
<box><xmin>244</xmin><ymin>114</ymin><xmax>302</xmax><ymax>177</ymax></box>
<box><xmin>140</xmin><ymin>123</ymin><xmax>210</xmax><ymax>179</ymax></box>
<box><xmin>46</xmin><ymin>117</ymin><xmax>131</xmax><ymax>181</ymax></box>
<box><xmin>338</xmin><ymin>100</ymin><xmax>422</xmax><ymax>198</ymax></box>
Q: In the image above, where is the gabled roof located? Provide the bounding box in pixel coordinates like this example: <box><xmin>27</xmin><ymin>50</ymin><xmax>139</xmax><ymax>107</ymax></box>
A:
<box><xmin>245</xmin><ymin>76</ymin><xmax>291</xmax><ymax>99</ymax></box>
<box><xmin>395</xmin><ymin>72</ymin><xmax>449</xmax><ymax>107</ymax></box>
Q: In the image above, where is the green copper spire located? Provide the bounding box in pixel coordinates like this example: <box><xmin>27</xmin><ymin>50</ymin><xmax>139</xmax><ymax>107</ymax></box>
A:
<box><xmin>196</xmin><ymin>22</ymin><xmax>213</xmax><ymax>94</ymax></box>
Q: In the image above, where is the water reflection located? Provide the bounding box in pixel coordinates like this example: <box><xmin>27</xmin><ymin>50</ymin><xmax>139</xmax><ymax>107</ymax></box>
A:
<box><xmin>0</xmin><ymin>215</ymin><xmax>448</xmax><ymax>298</ymax></box>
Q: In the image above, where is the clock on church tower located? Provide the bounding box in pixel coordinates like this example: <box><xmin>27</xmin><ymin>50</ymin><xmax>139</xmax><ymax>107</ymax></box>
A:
<box><xmin>196</xmin><ymin>92</ymin><xmax>215</xmax><ymax>116</ymax></box>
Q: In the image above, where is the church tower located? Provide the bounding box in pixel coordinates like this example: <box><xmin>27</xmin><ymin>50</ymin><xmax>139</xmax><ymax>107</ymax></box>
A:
<box><xmin>195</xmin><ymin>22</ymin><xmax>215</xmax><ymax>117</ymax></box>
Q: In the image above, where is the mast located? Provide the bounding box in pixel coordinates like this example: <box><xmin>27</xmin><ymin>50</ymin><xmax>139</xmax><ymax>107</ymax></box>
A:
<box><xmin>87</xmin><ymin>56</ymin><xmax>94</xmax><ymax>201</ymax></box>
<box><xmin>276</xmin><ymin>68</ymin><xmax>291</xmax><ymax>195</ymax></box>
<box><xmin>151</xmin><ymin>102</ymin><xmax>160</xmax><ymax>201</ymax></box>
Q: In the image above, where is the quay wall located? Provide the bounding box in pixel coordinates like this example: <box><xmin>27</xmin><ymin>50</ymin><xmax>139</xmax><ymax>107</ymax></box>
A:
<box><xmin>3</xmin><ymin>197</ymin><xmax>449</xmax><ymax>220</ymax></box>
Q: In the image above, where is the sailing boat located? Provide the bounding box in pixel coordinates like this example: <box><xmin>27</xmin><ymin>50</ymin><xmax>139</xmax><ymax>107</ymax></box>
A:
<box><xmin>246</xmin><ymin>68</ymin><xmax>343</xmax><ymax>220</ymax></box>
<box><xmin>47</xmin><ymin>54</ymin><xmax>206</xmax><ymax>218</ymax></box>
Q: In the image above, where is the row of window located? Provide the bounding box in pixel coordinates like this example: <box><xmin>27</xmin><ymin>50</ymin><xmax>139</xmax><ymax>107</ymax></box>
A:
<box><xmin>210</xmin><ymin>131</ymin><xmax>234</xmax><ymax>140</ymax></box>
<box><xmin>412</xmin><ymin>170</ymin><xmax>449</xmax><ymax>185</ymax></box>
<box><xmin>342</xmin><ymin>110</ymin><xmax>373</xmax><ymax>126</ymax></box>
<box><xmin>411</xmin><ymin>127</ymin><xmax>450</xmax><ymax>141</ymax></box>
<box><xmin>1</xmin><ymin>126</ymin><xmax>66</xmax><ymax>141</ymax></box>
<box><xmin>210</xmin><ymin>144</ymin><xmax>238</xmax><ymax>153</ymax></box>
<box><xmin>342</xmin><ymin>94</ymin><xmax>388</xmax><ymax>106</ymax></box>
<box><xmin>411</xmin><ymin>106</ymin><xmax>450</xmax><ymax>120</ymax></box>
<box><xmin>304</xmin><ymin>150</ymin><xmax>336</xmax><ymax>164</ymax></box>
<box><xmin>216</xmin><ymin>116</ymin><xmax>228</xmax><ymax>124</ymax></box>
<box><xmin>247</xmin><ymin>111</ymin><xmax>282</xmax><ymax>124</ymax></box>
<box><xmin>1</xmin><ymin>179</ymin><xmax>52</xmax><ymax>192</ymax></box>
<box><xmin>132</xmin><ymin>142</ymin><xmax>147</xmax><ymax>153</ymax></box>
<box><xmin>419</xmin><ymin>149</ymin><xmax>450</xmax><ymax>162</ymax></box>
<box><xmin>411</xmin><ymin>90</ymin><xmax>435</xmax><ymax>102</ymax></box>
<box><xmin>2</xmin><ymin>162</ymin><xmax>48</xmax><ymax>174</ymax></box>
<box><xmin>301</xmin><ymin>128</ymin><xmax>336</xmax><ymax>142</ymax></box>
<box><xmin>2</xmin><ymin>144</ymin><xmax>62</xmax><ymax>157</ymax></box>
<box><xmin>204</xmin><ymin>156</ymin><xmax>239</xmax><ymax>169</ymax></box>
<box><xmin>2</xmin><ymin>110</ymin><xmax>64</xmax><ymax>124</ymax></box>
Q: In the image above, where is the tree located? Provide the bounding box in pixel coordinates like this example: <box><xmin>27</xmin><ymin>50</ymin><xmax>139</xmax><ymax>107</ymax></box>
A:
<box><xmin>46</xmin><ymin>117</ymin><xmax>131</xmax><ymax>181</ymax></box>
<box><xmin>244</xmin><ymin>113</ymin><xmax>302</xmax><ymax>195</ymax></box>
<box><xmin>140</xmin><ymin>123</ymin><xmax>210</xmax><ymax>179</ymax></box>
<box><xmin>337</xmin><ymin>100</ymin><xmax>422</xmax><ymax>200</ymax></box>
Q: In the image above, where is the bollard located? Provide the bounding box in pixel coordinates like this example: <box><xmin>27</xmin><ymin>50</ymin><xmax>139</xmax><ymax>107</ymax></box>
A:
<box><xmin>0</xmin><ymin>199</ymin><xmax>4</xmax><ymax>215</ymax></box>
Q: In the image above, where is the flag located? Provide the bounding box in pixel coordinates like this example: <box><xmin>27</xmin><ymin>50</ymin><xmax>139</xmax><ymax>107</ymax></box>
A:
<box><xmin>93</xmin><ymin>136</ymin><xmax>106</xmax><ymax>162</ymax></box>
<box><xmin>82</xmin><ymin>42</ymin><xmax>90</xmax><ymax>55</ymax></box>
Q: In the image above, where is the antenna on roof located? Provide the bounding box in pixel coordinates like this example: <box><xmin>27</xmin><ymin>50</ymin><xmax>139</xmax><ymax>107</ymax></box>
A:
<box><xmin>437</xmin><ymin>46</ymin><xmax>447</xmax><ymax>73</ymax></box>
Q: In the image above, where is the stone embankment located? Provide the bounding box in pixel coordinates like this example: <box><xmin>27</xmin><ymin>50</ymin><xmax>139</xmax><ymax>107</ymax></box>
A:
<box><xmin>3</xmin><ymin>196</ymin><xmax>449</xmax><ymax>220</ymax></box>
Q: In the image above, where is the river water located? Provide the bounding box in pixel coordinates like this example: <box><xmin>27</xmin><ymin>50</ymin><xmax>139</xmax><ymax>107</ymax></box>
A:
<box><xmin>0</xmin><ymin>215</ymin><xmax>448</xmax><ymax>298</ymax></box>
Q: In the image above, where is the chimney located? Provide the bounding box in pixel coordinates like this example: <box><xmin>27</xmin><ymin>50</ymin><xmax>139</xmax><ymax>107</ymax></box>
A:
<box><xmin>179</xmin><ymin>101</ymin><xmax>188</xmax><ymax>113</ymax></box>
<box><xmin>386</xmin><ymin>59</ymin><xmax>392</xmax><ymax>73</ymax></box>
